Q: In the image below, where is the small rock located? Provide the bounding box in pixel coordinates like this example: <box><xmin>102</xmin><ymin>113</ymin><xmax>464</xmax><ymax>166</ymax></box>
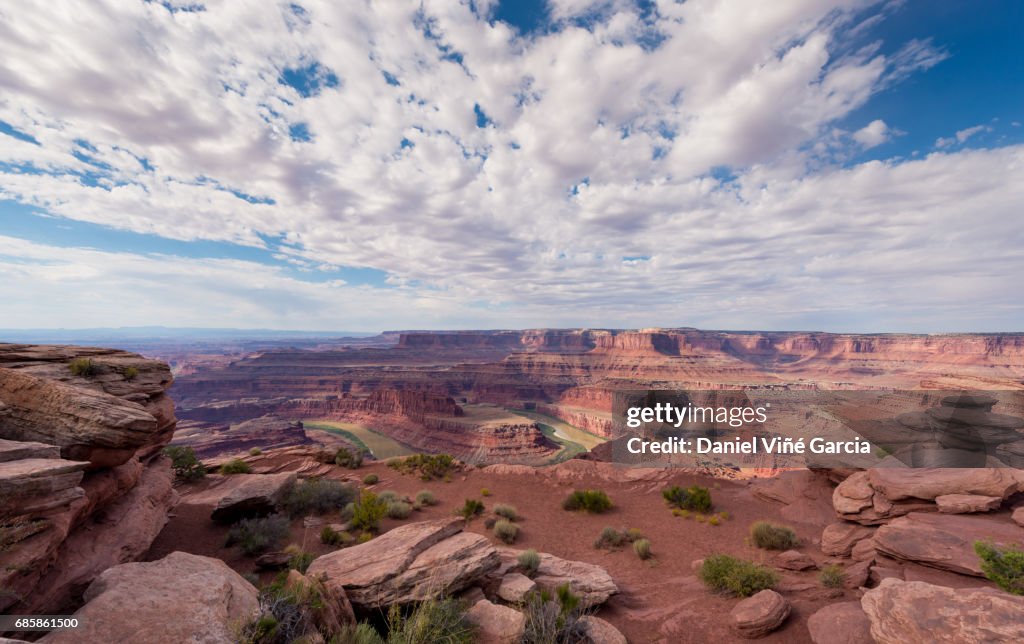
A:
<box><xmin>730</xmin><ymin>589</ymin><xmax>790</xmax><ymax>638</ymax></box>
<box><xmin>934</xmin><ymin>494</ymin><xmax>1002</xmax><ymax>514</ymax></box>
<box><xmin>821</xmin><ymin>522</ymin><xmax>874</xmax><ymax>557</ymax></box>
<box><xmin>465</xmin><ymin>599</ymin><xmax>525</xmax><ymax>644</ymax></box>
<box><xmin>774</xmin><ymin>550</ymin><xmax>816</xmax><ymax>571</ymax></box>
<box><xmin>1011</xmin><ymin>506</ymin><xmax>1024</xmax><ymax>527</ymax></box>
<box><xmin>843</xmin><ymin>560</ymin><xmax>872</xmax><ymax>589</ymax></box>
<box><xmin>498</xmin><ymin>572</ymin><xmax>537</xmax><ymax>603</ymax></box>
<box><xmin>578</xmin><ymin>615</ymin><xmax>627</xmax><ymax>644</ymax></box>
<box><xmin>210</xmin><ymin>472</ymin><xmax>297</xmax><ymax>523</ymax></box>
<box><xmin>691</xmin><ymin>558</ymin><xmax>704</xmax><ymax>572</ymax></box>
<box><xmin>255</xmin><ymin>550</ymin><xmax>291</xmax><ymax>569</ymax></box>
<box><xmin>806</xmin><ymin>601</ymin><xmax>872</xmax><ymax>644</ymax></box>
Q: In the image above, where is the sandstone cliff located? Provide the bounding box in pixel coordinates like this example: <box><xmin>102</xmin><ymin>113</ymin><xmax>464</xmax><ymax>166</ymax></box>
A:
<box><xmin>0</xmin><ymin>344</ymin><xmax>178</xmax><ymax>613</ymax></box>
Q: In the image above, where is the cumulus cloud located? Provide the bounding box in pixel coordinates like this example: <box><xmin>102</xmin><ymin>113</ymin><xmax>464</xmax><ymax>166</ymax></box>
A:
<box><xmin>0</xmin><ymin>0</ymin><xmax>1019</xmax><ymax>331</ymax></box>
<box><xmin>935</xmin><ymin>124</ymin><xmax>992</xmax><ymax>148</ymax></box>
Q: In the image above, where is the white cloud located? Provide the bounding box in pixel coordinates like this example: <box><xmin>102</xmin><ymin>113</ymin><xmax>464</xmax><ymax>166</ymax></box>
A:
<box><xmin>936</xmin><ymin>124</ymin><xmax>992</xmax><ymax>148</ymax></box>
<box><xmin>0</xmin><ymin>0</ymin><xmax>1017</xmax><ymax>332</ymax></box>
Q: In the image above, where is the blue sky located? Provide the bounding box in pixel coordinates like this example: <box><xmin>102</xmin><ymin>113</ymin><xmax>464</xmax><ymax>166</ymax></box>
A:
<box><xmin>0</xmin><ymin>0</ymin><xmax>1022</xmax><ymax>332</ymax></box>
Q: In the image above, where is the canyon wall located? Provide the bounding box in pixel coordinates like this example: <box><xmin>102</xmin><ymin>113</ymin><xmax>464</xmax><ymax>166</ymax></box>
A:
<box><xmin>0</xmin><ymin>345</ymin><xmax>178</xmax><ymax>613</ymax></box>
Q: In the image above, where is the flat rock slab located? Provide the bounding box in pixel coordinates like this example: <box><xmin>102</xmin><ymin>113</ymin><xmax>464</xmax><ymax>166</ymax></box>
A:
<box><xmin>465</xmin><ymin>599</ymin><xmax>525</xmax><ymax>644</ymax></box>
<box><xmin>40</xmin><ymin>552</ymin><xmax>258</xmax><ymax>644</ymax></box>
<box><xmin>0</xmin><ymin>457</ymin><xmax>87</xmax><ymax>499</ymax></box>
<box><xmin>210</xmin><ymin>472</ymin><xmax>297</xmax><ymax>523</ymax></box>
<box><xmin>867</xmin><ymin>468</ymin><xmax>1021</xmax><ymax>501</ymax></box>
<box><xmin>861</xmin><ymin>578</ymin><xmax>1024</xmax><ymax>643</ymax></box>
<box><xmin>497</xmin><ymin>572</ymin><xmax>537</xmax><ymax>603</ymax></box>
<box><xmin>0</xmin><ymin>438</ymin><xmax>60</xmax><ymax>463</ymax></box>
<box><xmin>774</xmin><ymin>550</ymin><xmax>816</xmax><ymax>571</ymax></box>
<box><xmin>495</xmin><ymin>547</ymin><xmax>618</xmax><ymax>609</ymax></box>
<box><xmin>935</xmin><ymin>493</ymin><xmax>1002</xmax><ymax>514</ymax></box>
<box><xmin>821</xmin><ymin>522</ymin><xmax>875</xmax><ymax>556</ymax></box>
<box><xmin>874</xmin><ymin>511</ymin><xmax>1024</xmax><ymax>576</ymax></box>
<box><xmin>807</xmin><ymin>601</ymin><xmax>872</xmax><ymax>644</ymax></box>
<box><xmin>307</xmin><ymin>518</ymin><xmax>499</xmax><ymax>608</ymax></box>
<box><xmin>730</xmin><ymin>589</ymin><xmax>790</xmax><ymax>638</ymax></box>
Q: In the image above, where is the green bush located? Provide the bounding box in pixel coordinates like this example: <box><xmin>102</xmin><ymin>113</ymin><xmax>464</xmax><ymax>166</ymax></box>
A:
<box><xmin>820</xmin><ymin>564</ymin><xmax>845</xmax><ymax>589</ymax></box>
<box><xmin>593</xmin><ymin>526</ymin><xmax>626</xmax><ymax>550</ymax></box>
<box><xmin>562</xmin><ymin>489</ymin><xmax>612</xmax><ymax>513</ymax></box>
<box><xmin>219</xmin><ymin>458</ymin><xmax>252</xmax><ymax>475</ymax></box>
<box><xmin>164</xmin><ymin>445</ymin><xmax>207</xmax><ymax>482</ymax></box>
<box><xmin>518</xmin><ymin>549</ymin><xmax>541</xmax><ymax>577</ymax></box>
<box><xmin>351</xmin><ymin>491</ymin><xmax>389</xmax><ymax>533</ymax></box>
<box><xmin>387</xmin><ymin>501</ymin><xmax>413</xmax><ymax>519</ymax></box>
<box><xmin>248</xmin><ymin>447</ymin><xmax>262</xmax><ymax>456</ymax></box>
<box><xmin>494</xmin><ymin>504</ymin><xmax>518</xmax><ymax>521</ymax></box>
<box><xmin>362</xmin><ymin>473</ymin><xmax>379</xmax><ymax>485</ymax></box>
<box><xmin>320</xmin><ymin>525</ymin><xmax>352</xmax><ymax>547</ymax></box>
<box><xmin>699</xmin><ymin>554</ymin><xmax>779</xmax><ymax>597</ymax></box>
<box><xmin>285</xmin><ymin>544</ymin><xmax>314</xmax><ymax>574</ymax></box>
<box><xmin>662</xmin><ymin>485</ymin><xmax>713</xmax><ymax>512</ymax></box>
<box><xmin>625</xmin><ymin>527</ymin><xmax>644</xmax><ymax>542</ymax></box>
<box><xmin>633</xmin><ymin>538</ymin><xmax>652</xmax><ymax>560</ymax></box>
<box><xmin>281</xmin><ymin>478</ymin><xmax>357</xmax><ymax>518</ymax></box>
<box><xmin>749</xmin><ymin>521</ymin><xmax>800</xmax><ymax>550</ymax></box>
<box><xmin>378</xmin><ymin>490</ymin><xmax>401</xmax><ymax>504</ymax></box>
<box><xmin>334</xmin><ymin>447</ymin><xmax>365</xmax><ymax>469</ymax></box>
<box><xmin>480</xmin><ymin>488</ymin><xmax>492</xmax><ymax>497</ymax></box>
<box><xmin>234</xmin><ymin>572</ymin><xmax>333</xmax><ymax>644</ymax></box>
<box><xmin>457</xmin><ymin>499</ymin><xmax>485</xmax><ymax>522</ymax></box>
<box><xmin>69</xmin><ymin>357</ymin><xmax>98</xmax><ymax>377</ymax></box>
<box><xmin>385</xmin><ymin>597</ymin><xmax>475</xmax><ymax>644</ymax></box>
<box><xmin>415</xmin><ymin>490</ymin><xmax>437</xmax><ymax>506</ymax></box>
<box><xmin>388</xmin><ymin>453</ymin><xmax>456</xmax><ymax>480</ymax></box>
<box><xmin>975</xmin><ymin>541</ymin><xmax>1024</xmax><ymax>595</ymax></box>
<box><xmin>520</xmin><ymin>586</ymin><xmax>588</xmax><ymax>644</ymax></box>
<box><xmin>494</xmin><ymin>519</ymin><xmax>520</xmax><ymax>544</ymax></box>
<box><xmin>225</xmin><ymin>515</ymin><xmax>290</xmax><ymax>556</ymax></box>
<box><xmin>123</xmin><ymin>366</ymin><xmax>139</xmax><ymax>380</ymax></box>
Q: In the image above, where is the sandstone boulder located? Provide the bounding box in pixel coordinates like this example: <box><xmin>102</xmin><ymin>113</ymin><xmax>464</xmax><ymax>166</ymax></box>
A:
<box><xmin>495</xmin><ymin>547</ymin><xmax>618</xmax><ymax>609</ymax></box>
<box><xmin>497</xmin><ymin>572</ymin><xmax>537</xmax><ymax>603</ymax></box>
<box><xmin>730</xmin><ymin>589</ymin><xmax>790</xmax><ymax>638</ymax></box>
<box><xmin>465</xmin><ymin>599</ymin><xmax>525</xmax><ymax>644</ymax></box>
<box><xmin>874</xmin><ymin>511</ymin><xmax>1023</xmax><ymax>576</ymax></box>
<box><xmin>821</xmin><ymin>522</ymin><xmax>874</xmax><ymax>556</ymax></box>
<box><xmin>935</xmin><ymin>493</ymin><xmax>1003</xmax><ymax>514</ymax></box>
<box><xmin>40</xmin><ymin>551</ymin><xmax>258</xmax><ymax>644</ymax></box>
<box><xmin>1013</xmin><ymin>506</ymin><xmax>1024</xmax><ymax>527</ymax></box>
<box><xmin>578</xmin><ymin>615</ymin><xmax>628</xmax><ymax>644</ymax></box>
<box><xmin>861</xmin><ymin>578</ymin><xmax>1024</xmax><ymax>643</ymax></box>
<box><xmin>806</xmin><ymin>601</ymin><xmax>872</xmax><ymax>644</ymax></box>
<box><xmin>210</xmin><ymin>472</ymin><xmax>297</xmax><ymax>523</ymax></box>
<box><xmin>773</xmin><ymin>550</ymin><xmax>816</xmax><ymax>571</ymax></box>
<box><xmin>306</xmin><ymin>518</ymin><xmax>499</xmax><ymax>608</ymax></box>
<box><xmin>868</xmin><ymin>468</ymin><xmax>1021</xmax><ymax>502</ymax></box>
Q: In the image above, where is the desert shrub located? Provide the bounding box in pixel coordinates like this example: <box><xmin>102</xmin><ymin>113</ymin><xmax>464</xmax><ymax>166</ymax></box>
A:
<box><xmin>520</xmin><ymin>587</ymin><xmax>588</xmax><ymax>644</ymax></box>
<box><xmin>220</xmin><ymin>458</ymin><xmax>252</xmax><ymax>475</ymax></box>
<box><xmin>695</xmin><ymin>514</ymin><xmax>706</xmax><ymax>524</ymax></box>
<box><xmin>415</xmin><ymin>490</ymin><xmax>437</xmax><ymax>506</ymax></box>
<box><xmin>282</xmin><ymin>478</ymin><xmax>357</xmax><ymax>518</ymax></box>
<box><xmin>388</xmin><ymin>453</ymin><xmax>456</xmax><ymax>480</ymax></box>
<box><xmin>285</xmin><ymin>544</ymin><xmax>314</xmax><ymax>574</ymax></box>
<box><xmin>387</xmin><ymin>501</ymin><xmax>413</xmax><ymax>519</ymax></box>
<box><xmin>350</xmin><ymin>491</ymin><xmax>389</xmax><ymax>533</ymax></box>
<box><xmin>662</xmin><ymin>485</ymin><xmax>713</xmax><ymax>512</ymax></box>
<box><xmin>378</xmin><ymin>490</ymin><xmax>401</xmax><ymax>504</ymax></box>
<box><xmin>494</xmin><ymin>519</ymin><xmax>520</xmax><ymax>544</ymax></box>
<box><xmin>69</xmin><ymin>357</ymin><xmax>98</xmax><ymax>377</ymax></box>
<box><xmin>234</xmin><ymin>573</ymin><xmax>330</xmax><ymax>644</ymax></box>
<box><xmin>673</xmin><ymin>508</ymin><xmax>690</xmax><ymax>519</ymax></box>
<box><xmin>749</xmin><ymin>521</ymin><xmax>799</xmax><ymax>550</ymax></box>
<box><xmin>593</xmin><ymin>526</ymin><xmax>626</xmax><ymax>550</ymax></box>
<box><xmin>562</xmin><ymin>489</ymin><xmax>612</xmax><ymax>513</ymax></box>
<box><xmin>494</xmin><ymin>504</ymin><xmax>518</xmax><ymax>521</ymax></box>
<box><xmin>625</xmin><ymin>527</ymin><xmax>643</xmax><ymax>542</ymax></box>
<box><xmin>483</xmin><ymin>517</ymin><xmax>497</xmax><ymax>530</ymax></box>
<box><xmin>164</xmin><ymin>445</ymin><xmax>207</xmax><ymax>481</ymax></box>
<box><xmin>335</xmin><ymin>623</ymin><xmax>385</xmax><ymax>644</ymax></box>
<box><xmin>479</xmin><ymin>488</ymin><xmax>492</xmax><ymax>497</ymax></box>
<box><xmin>518</xmin><ymin>549</ymin><xmax>541</xmax><ymax>577</ymax></box>
<box><xmin>457</xmin><ymin>499</ymin><xmax>485</xmax><ymax>522</ymax></box>
<box><xmin>357</xmin><ymin>532</ymin><xmax>373</xmax><ymax>544</ymax></box>
<box><xmin>633</xmin><ymin>538</ymin><xmax>652</xmax><ymax>560</ymax></box>
<box><xmin>717</xmin><ymin>511</ymin><xmax>731</xmax><ymax>521</ymax></box>
<box><xmin>334</xmin><ymin>447</ymin><xmax>364</xmax><ymax>469</ymax></box>
<box><xmin>385</xmin><ymin>597</ymin><xmax>475</xmax><ymax>644</ymax></box>
<box><xmin>819</xmin><ymin>564</ymin><xmax>845</xmax><ymax>589</ymax></box>
<box><xmin>699</xmin><ymin>554</ymin><xmax>778</xmax><ymax>597</ymax></box>
<box><xmin>975</xmin><ymin>541</ymin><xmax>1024</xmax><ymax>595</ymax></box>
<box><xmin>319</xmin><ymin>525</ymin><xmax>352</xmax><ymax>547</ymax></box>
<box><xmin>249</xmin><ymin>447</ymin><xmax>263</xmax><ymax>456</ymax></box>
<box><xmin>362</xmin><ymin>473</ymin><xmax>379</xmax><ymax>485</ymax></box>
<box><xmin>226</xmin><ymin>515</ymin><xmax>290</xmax><ymax>556</ymax></box>
<box><xmin>708</xmin><ymin>515</ymin><xmax>721</xmax><ymax>526</ymax></box>
<box><xmin>123</xmin><ymin>366</ymin><xmax>139</xmax><ymax>380</ymax></box>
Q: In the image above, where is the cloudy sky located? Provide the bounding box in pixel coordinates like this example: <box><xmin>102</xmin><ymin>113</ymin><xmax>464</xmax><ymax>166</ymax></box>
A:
<box><xmin>1</xmin><ymin>0</ymin><xmax>1022</xmax><ymax>333</ymax></box>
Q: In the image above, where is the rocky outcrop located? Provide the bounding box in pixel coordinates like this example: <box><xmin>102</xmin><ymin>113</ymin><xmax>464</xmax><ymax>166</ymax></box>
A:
<box><xmin>209</xmin><ymin>471</ymin><xmax>297</xmax><ymax>523</ymax></box>
<box><xmin>806</xmin><ymin>601</ymin><xmax>872</xmax><ymax>644</ymax></box>
<box><xmin>821</xmin><ymin>522</ymin><xmax>875</xmax><ymax>557</ymax></box>
<box><xmin>873</xmin><ymin>511</ymin><xmax>1023</xmax><ymax>576</ymax></box>
<box><xmin>935</xmin><ymin>493</ymin><xmax>1003</xmax><ymax>514</ymax></box>
<box><xmin>861</xmin><ymin>578</ymin><xmax>1024</xmax><ymax>643</ymax></box>
<box><xmin>465</xmin><ymin>599</ymin><xmax>526</xmax><ymax>644</ymax></box>
<box><xmin>493</xmin><ymin>547</ymin><xmax>618</xmax><ymax>609</ymax></box>
<box><xmin>0</xmin><ymin>345</ymin><xmax>178</xmax><ymax>614</ymax></box>
<box><xmin>306</xmin><ymin>518</ymin><xmax>500</xmax><ymax>608</ymax></box>
<box><xmin>730</xmin><ymin>589</ymin><xmax>790</xmax><ymax>639</ymax></box>
<box><xmin>171</xmin><ymin>415</ymin><xmax>313</xmax><ymax>459</ymax></box>
<box><xmin>40</xmin><ymin>552</ymin><xmax>259</xmax><ymax>644</ymax></box>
